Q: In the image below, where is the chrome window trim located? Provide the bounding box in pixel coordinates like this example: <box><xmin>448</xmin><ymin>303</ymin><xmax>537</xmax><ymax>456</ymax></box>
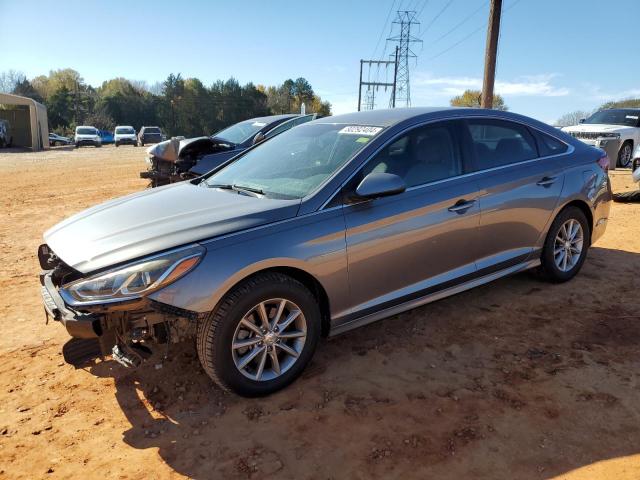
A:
<box><xmin>319</xmin><ymin>114</ymin><xmax>575</xmax><ymax>210</ymax></box>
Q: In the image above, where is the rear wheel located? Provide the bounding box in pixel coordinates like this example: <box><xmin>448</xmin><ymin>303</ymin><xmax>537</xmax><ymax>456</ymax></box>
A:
<box><xmin>538</xmin><ymin>206</ymin><xmax>590</xmax><ymax>282</ymax></box>
<box><xmin>197</xmin><ymin>272</ymin><xmax>321</xmax><ymax>397</ymax></box>
<box><xmin>618</xmin><ymin>141</ymin><xmax>633</xmax><ymax>168</ymax></box>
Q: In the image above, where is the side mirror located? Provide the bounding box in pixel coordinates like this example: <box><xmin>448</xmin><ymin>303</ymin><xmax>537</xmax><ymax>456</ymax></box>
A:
<box><xmin>579</xmin><ymin>118</ymin><xmax>586</xmax><ymax>123</ymax></box>
<box><xmin>355</xmin><ymin>172</ymin><xmax>406</xmax><ymax>200</ymax></box>
<box><xmin>252</xmin><ymin>132</ymin><xmax>266</xmax><ymax>145</ymax></box>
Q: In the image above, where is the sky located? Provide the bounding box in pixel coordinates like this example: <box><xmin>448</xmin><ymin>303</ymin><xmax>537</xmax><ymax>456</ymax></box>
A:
<box><xmin>1</xmin><ymin>0</ymin><xmax>639</xmax><ymax>124</ymax></box>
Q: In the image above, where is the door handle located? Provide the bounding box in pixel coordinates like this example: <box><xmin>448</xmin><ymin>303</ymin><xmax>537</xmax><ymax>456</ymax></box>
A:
<box><xmin>448</xmin><ymin>199</ymin><xmax>476</xmax><ymax>214</ymax></box>
<box><xmin>536</xmin><ymin>176</ymin><xmax>557</xmax><ymax>187</ymax></box>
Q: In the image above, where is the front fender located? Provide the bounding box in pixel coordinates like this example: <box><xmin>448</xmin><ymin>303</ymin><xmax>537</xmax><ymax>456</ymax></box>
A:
<box><xmin>148</xmin><ymin>208</ymin><xmax>349</xmax><ymax>319</ymax></box>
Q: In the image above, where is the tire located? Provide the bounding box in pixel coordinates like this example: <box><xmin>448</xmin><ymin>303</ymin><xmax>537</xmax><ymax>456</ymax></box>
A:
<box><xmin>618</xmin><ymin>141</ymin><xmax>633</xmax><ymax>168</ymax></box>
<box><xmin>140</xmin><ymin>141</ymin><xmax>145</xmax><ymax>147</ymax></box>
<box><xmin>75</xmin><ymin>143</ymin><xmax>79</xmax><ymax>148</ymax></box>
<box><xmin>115</xmin><ymin>142</ymin><xmax>119</xmax><ymax>147</ymax></box>
<box><xmin>197</xmin><ymin>272</ymin><xmax>321</xmax><ymax>397</ymax></box>
<box><xmin>538</xmin><ymin>206</ymin><xmax>590</xmax><ymax>283</ymax></box>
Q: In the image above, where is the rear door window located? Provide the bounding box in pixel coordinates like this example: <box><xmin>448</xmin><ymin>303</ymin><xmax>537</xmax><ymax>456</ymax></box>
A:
<box><xmin>466</xmin><ymin>119</ymin><xmax>538</xmax><ymax>170</ymax></box>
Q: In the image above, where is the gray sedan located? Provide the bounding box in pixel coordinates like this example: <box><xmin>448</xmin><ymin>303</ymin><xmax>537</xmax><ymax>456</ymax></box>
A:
<box><xmin>39</xmin><ymin>107</ymin><xmax>612</xmax><ymax>396</ymax></box>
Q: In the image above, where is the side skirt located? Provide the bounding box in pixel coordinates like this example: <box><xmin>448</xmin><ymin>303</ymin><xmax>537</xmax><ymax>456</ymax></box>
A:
<box><xmin>329</xmin><ymin>258</ymin><xmax>541</xmax><ymax>337</ymax></box>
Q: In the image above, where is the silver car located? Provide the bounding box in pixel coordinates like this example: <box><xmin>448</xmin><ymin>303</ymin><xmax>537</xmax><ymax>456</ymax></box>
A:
<box><xmin>39</xmin><ymin>108</ymin><xmax>612</xmax><ymax>396</ymax></box>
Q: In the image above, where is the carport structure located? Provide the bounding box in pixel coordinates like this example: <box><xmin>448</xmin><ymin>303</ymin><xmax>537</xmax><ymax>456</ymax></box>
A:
<box><xmin>0</xmin><ymin>93</ymin><xmax>49</xmax><ymax>151</ymax></box>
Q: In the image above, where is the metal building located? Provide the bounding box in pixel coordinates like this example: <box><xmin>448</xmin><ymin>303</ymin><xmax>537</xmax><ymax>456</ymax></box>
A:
<box><xmin>0</xmin><ymin>93</ymin><xmax>49</xmax><ymax>151</ymax></box>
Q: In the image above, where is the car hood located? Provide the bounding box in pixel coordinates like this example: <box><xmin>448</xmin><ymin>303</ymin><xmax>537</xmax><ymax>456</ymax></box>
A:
<box><xmin>44</xmin><ymin>182</ymin><xmax>301</xmax><ymax>274</ymax></box>
<box><xmin>76</xmin><ymin>134</ymin><xmax>99</xmax><ymax>139</ymax></box>
<box><xmin>189</xmin><ymin>149</ymin><xmax>243</xmax><ymax>176</ymax></box>
<box><xmin>562</xmin><ymin>124</ymin><xmax>635</xmax><ymax>134</ymax></box>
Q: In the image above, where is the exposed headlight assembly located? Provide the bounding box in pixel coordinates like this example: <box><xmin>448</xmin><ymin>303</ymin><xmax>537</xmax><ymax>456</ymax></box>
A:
<box><xmin>61</xmin><ymin>245</ymin><xmax>205</xmax><ymax>304</ymax></box>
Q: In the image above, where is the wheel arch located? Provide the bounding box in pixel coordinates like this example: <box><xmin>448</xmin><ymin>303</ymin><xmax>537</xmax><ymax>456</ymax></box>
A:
<box><xmin>556</xmin><ymin>199</ymin><xmax>593</xmax><ymax>241</ymax></box>
<box><xmin>216</xmin><ymin>266</ymin><xmax>332</xmax><ymax>337</ymax></box>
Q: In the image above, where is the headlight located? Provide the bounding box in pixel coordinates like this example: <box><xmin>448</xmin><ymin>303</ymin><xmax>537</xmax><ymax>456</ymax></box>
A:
<box><xmin>61</xmin><ymin>245</ymin><xmax>205</xmax><ymax>304</ymax></box>
<box><xmin>599</xmin><ymin>132</ymin><xmax>620</xmax><ymax>139</ymax></box>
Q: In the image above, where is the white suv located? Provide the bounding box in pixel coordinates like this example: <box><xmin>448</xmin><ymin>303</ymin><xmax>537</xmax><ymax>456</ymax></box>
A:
<box><xmin>562</xmin><ymin>108</ymin><xmax>640</xmax><ymax>168</ymax></box>
<box><xmin>74</xmin><ymin>126</ymin><xmax>101</xmax><ymax>148</ymax></box>
<box><xmin>114</xmin><ymin>126</ymin><xmax>137</xmax><ymax>147</ymax></box>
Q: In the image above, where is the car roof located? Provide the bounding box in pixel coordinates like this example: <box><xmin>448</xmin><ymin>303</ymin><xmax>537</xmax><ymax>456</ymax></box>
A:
<box><xmin>313</xmin><ymin>107</ymin><xmax>462</xmax><ymax>127</ymax></box>
<box><xmin>246</xmin><ymin>114</ymin><xmax>300</xmax><ymax>124</ymax></box>
<box><xmin>115</xmin><ymin>125</ymin><xmax>134</xmax><ymax>128</ymax></box>
<box><xmin>76</xmin><ymin>125</ymin><xmax>96</xmax><ymax>129</ymax></box>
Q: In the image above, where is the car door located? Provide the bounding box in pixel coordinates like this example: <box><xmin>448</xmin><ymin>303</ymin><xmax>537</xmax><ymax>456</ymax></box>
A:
<box><xmin>464</xmin><ymin>118</ymin><xmax>567</xmax><ymax>271</ymax></box>
<box><xmin>342</xmin><ymin>120</ymin><xmax>482</xmax><ymax>316</ymax></box>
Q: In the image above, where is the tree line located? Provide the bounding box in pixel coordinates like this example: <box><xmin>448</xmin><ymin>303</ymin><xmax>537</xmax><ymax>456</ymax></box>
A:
<box><xmin>0</xmin><ymin>69</ymin><xmax>331</xmax><ymax>137</ymax></box>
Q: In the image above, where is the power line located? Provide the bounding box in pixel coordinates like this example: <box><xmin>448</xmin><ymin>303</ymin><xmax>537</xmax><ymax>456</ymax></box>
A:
<box><xmin>429</xmin><ymin>1</ymin><xmax>488</xmax><ymax>46</ymax></box>
<box><xmin>425</xmin><ymin>0</ymin><xmax>524</xmax><ymax>61</ymax></box>
<box><xmin>418</xmin><ymin>0</ymin><xmax>455</xmax><ymax>39</ymax></box>
<box><xmin>372</xmin><ymin>0</ymin><xmax>398</xmax><ymax>59</ymax></box>
<box><xmin>417</xmin><ymin>0</ymin><xmax>430</xmax><ymax>19</ymax></box>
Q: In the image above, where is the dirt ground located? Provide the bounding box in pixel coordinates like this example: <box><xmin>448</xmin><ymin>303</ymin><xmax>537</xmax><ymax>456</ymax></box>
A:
<box><xmin>1</xmin><ymin>145</ymin><xmax>640</xmax><ymax>480</ymax></box>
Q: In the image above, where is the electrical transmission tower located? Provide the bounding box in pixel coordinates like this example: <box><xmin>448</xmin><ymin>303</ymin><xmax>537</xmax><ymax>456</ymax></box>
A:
<box><xmin>357</xmin><ymin>51</ymin><xmax>398</xmax><ymax>111</ymax></box>
<box><xmin>386</xmin><ymin>10</ymin><xmax>422</xmax><ymax>107</ymax></box>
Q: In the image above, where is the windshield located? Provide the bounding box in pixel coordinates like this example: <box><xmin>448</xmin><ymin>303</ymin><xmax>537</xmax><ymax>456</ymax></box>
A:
<box><xmin>584</xmin><ymin>109</ymin><xmax>640</xmax><ymax>127</ymax></box>
<box><xmin>204</xmin><ymin>123</ymin><xmax>383</xmax><ymax>199</ymax></box>
<box><xmin>212</xmin><ymin>119</ymin><xmax>269</xmax><ymax>144</ymax></box>
<box><xmin>116</xmin><ymin>127</ymin><xmax>134</xmax><ymax>134</ymax></box>
<box><xmin>77</xmin><ymin>128</ymin><xmax>96</xmax><ymax>135</ymax></box>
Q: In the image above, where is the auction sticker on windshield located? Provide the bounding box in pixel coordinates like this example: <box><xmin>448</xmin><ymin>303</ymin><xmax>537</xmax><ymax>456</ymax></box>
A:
<box><xmin>339</xmin><ymin>126</ymin><xmax>383</xmax><ymax>136</ymax></box>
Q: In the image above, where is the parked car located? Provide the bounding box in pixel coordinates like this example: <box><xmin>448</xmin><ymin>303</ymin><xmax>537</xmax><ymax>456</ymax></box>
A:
<box><xmin>613</xmin><ymin>144</ymin><xmax>640</xmax><ymax>202</ymax></box>
<box><xmin>39</xmin><ymin>107</ymin><xmax>611</xmax><ymax>396</ymax></box>
<box><xmin>141</xmin><ymin>114</ymin><xmax>316</xmax><ymax>187</ymax></box>
<box><xmin>114</xmin><ymin>126</ymin><xmax>137</xmax><ymax>147</ymax></box>
<box><xmin>49</xmin><ymin>132</ymin><xmax>72</xmax><ymax>146</ymax></box>
<box><xmin>98</xmin><ymin>130</ymin><xmax>114</xmax><ymax>144</ymax></box>
<box><xmin>0</xmin><ymin>119</ymin><xmax>13</xmax><ymax>148</ymax></box>
<box><xmin>138</xmin><ymin>126</ymin><xmax>163</xmax><ymax>146</ymax></box>
<box><xmin>562</xmin><ymin>108</ymin><xmax>640</xmax><ymax>168</ymax></box>
<box><xmin>74</xmin><ymin>126</ymin><xmax>101</xmax><ymax>148</ymax></box>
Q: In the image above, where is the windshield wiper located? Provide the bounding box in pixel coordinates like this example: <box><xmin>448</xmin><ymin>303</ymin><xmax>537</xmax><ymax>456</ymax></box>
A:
<box><xmin>206</xmin><ymin>183</ymin><xmax>265</xmax><ymax>197</ymax></box>
<box><xmin>233</xmin><ymin>184</ymin><xmax>264</xmax><ymax>195</ymax></box>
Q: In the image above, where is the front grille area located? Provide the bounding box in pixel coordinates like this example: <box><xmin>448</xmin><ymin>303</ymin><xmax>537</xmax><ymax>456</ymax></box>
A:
<box><xmin>569</xmin><ymin>132</ymin><xmax>601</xmax><ymax>140</ymax></box>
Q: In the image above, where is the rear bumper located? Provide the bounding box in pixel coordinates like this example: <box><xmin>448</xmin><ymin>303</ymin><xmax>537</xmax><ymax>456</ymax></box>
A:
<box><xmin>577</xmin><ymin>138</ymin><xmax>621</xmax><ymax>169</ymax></box>
<box><xmin>40</xmin><ymin>271</ymin><xmax>102</xmax><ymax>339</ymax></box>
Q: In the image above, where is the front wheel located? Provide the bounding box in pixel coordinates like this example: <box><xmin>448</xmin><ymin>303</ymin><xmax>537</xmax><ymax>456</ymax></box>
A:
<box><xmin>618</xmin><ymin>142</ymin><xmax>633</xmax><ymax>168</ymax></box>
<box><xmin>197</xmin><ymin>272</ymin><xmax>321</xmax><ymax>397</ymax></box>
<box><xmin>538</xmin><ymin>206</ymin><xmax>590</xmax><ymax>283</ymax></box>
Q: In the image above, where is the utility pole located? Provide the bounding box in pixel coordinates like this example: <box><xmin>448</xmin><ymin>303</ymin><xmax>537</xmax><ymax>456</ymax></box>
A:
<box><xmin>386</xmin><ymin>11</ymin><xmax>422</xmax><ymax>107</ymax></box>
<box><xmin>391</xmin><ymin>46</ymin><xmax>399</xmax><ymax>108</ymax></box>
<box><xmin>357</xmin><ymin>58</ymin><xmax>397</xmax><ymax>111</ymax></box>
<box><xmin>481</xmin><ymin>0</ymin><xmax>503</xmax><ymax>109</ymax></box>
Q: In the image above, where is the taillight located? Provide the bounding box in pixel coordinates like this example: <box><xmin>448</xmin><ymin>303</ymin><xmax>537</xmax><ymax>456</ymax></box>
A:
<box><xmin>597</xmin><ymin>152</ymin><xmax>609</xmax><ymax>172</ymax></box>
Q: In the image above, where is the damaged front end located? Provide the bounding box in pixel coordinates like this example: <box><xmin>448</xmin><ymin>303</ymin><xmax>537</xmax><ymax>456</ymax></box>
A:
<box><xmin>38</xmin><ymin>243</ymin><xmax>206</xmax><ymax>368</ymax></box>
<box><xmin>140</xmin><ymin>136</ymin><xmax>234</xmax><ymax>187</ymax></box>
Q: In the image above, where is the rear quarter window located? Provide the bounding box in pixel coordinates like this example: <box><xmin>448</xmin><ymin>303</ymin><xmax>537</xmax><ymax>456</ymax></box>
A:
<box><xmin>534</xmin><ymin>130</ymin><xmax>569</xmax><ymax>156</ymax></box>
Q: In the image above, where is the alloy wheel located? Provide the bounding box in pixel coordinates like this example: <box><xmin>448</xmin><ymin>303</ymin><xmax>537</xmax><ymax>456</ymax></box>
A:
<box><xmin>231</xmin><ymin>298</ymin><xmax>307</xmax><ymax>381</ymax></box>
<box><xmin>619</xmin><ymin>144</ymin><xmax>633</xmax><ymax>168</ymax></box>
<box><xmin>553</xmin><ymin>219</ymin><xmax>584</xmax><ymax>272</ymax></box>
